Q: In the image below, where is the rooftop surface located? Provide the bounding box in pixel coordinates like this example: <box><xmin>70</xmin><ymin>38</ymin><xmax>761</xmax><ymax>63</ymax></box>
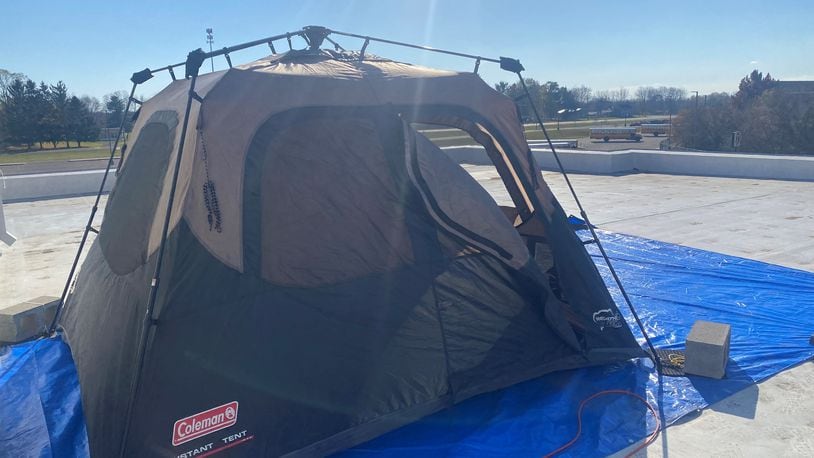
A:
<box><xmin>1</xmin><ymin>168</ymin><xmax>813</xmax><ymax>456</ymax></box>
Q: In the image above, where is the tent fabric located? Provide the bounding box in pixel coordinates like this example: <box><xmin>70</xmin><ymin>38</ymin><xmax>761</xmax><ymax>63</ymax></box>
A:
<box><xmin>128</xmin><ymin>50</ymin><xmax>546</xmax><ymax>272</ymax></box>
<box><xmin>58</xmin><ymin>49</ymin><xmax>642</xmax><ymax>456</ymax></box>
<box><xmin>6</xmin><ymin>226</ymin><xmax>814</xmax><ymax>456</ymax></box>
<box><xmin>340</xmin><ymin>225</ymin><xmax>814</xmax><ymax>457</ymax></box>
<box><xmin>100</xmin><ymin>110</ymin><xmax>177</xmax><ymax>275</ymax></box>
<box><xmin>409</xmin><ymin>126</ymin><xmax>530</xmax><ymax>269</ymax></box>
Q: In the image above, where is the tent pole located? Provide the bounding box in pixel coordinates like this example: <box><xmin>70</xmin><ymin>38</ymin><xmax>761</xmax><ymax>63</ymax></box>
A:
<box><xmin>328</xmin><ymin>28</ymin><xmax>501</xmax><ymax>64</ymax></box>
<box><xmin>47</xmin><ymin>81</ymin><xmax>139</xmax><ymax>335</ymax></box>
<box><xmin>142</xmin><ymin>27</ymin><xmax>504</xmax><ymax>83</ymax></box>
<box><xmin>118</xmin><ymin>50</ymin><xmax>205</xmax><ymax>457</ymax></box>
<box><xmin>514</xmin><ymin>74</ymin><xmax>662</xmax><ymax>372</ymax></box>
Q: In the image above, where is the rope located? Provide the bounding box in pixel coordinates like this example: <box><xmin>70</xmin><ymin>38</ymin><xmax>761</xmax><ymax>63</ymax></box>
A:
<box><xmin>542</xmin><ymin>390</ymin><xmax>661</xmax><ymax>458</ymax></box>
<box><xmin>198</xmin><ymin>130</ymin><xmax>222</xmax><ymax>232</ymax></box>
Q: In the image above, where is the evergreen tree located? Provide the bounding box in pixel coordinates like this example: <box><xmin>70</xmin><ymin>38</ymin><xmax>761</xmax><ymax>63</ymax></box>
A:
<box><xmin>104</xmin><ymin>93</ymin><xmax>126</xmax><ymax>128</ymax></box>
<box><xmin>33</xmin><ymin>82</ymin><xmax>52</xmax><ymax>149</ymax></box>
<box><xmin>734</xmin><ymin>69</ymin><xmax>775</xmax><ymax>108</ymax></box>
<box><xmin>45</xmin><ymin>81</ymin><xmax>69</xmax><ymax>147</ymax></box>
<box><xmin>0</xmin><ymin>78</ymin><xmax>31</xmax><ymax>147</ymax></box>
<box><xmin>66</xmin><ymin>96</ymin><xmax>98</xmax><ymax>147</ymax></box>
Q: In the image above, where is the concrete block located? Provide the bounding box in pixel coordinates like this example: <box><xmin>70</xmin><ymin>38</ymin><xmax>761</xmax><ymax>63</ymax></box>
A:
<box><xmin>0</xmin><ymin>296</ymin><xmax>59</xmax><ymax>344</ymax></box>
<box><xmin>684</xmin><ymin>320</ymin><xmax>731</xmax><ymax>379</ymax></box>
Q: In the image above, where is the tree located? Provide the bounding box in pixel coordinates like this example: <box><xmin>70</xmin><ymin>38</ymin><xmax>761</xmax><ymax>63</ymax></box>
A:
<box><xmin>0</xmin><ymin>69</ymin><xmax>26</xmax><ymax>96</ymax></box>
<box><xmin>66</xmin><ymin>96</ymin><xmax>99</xmax><ymax>147</ymax></box>
<box><xmin>674</xmin><ymin>103</ymin><xmax>738</xmax><ymax>150</ymax></box>
<box><xmin>615</xmin><ymin>86</ymin><xmax>629</xmax><ymax>102</ymax></box>
<box><xmin>104</xmin><ymin>91</ymin><xmax>128</xmax><ymax>128</ymax></box>
<box><xmin>0</xmin><ymin>78</ymin><xmax>31</xmax><ymax>147</ymax></box>
<box><xmin>734</xmin><ymin>69</ymin><xmax>775</xmax><ymax>108</ymax></box>
<box><xmin>33</xmin><ymin>82</ymin><xmax>51</xmax><ymax>149</ymax></box>
<box><xmin>570</xmin><ymin>85</ymin><xmax>592</xmax><ymax>106</ymax></box>
<box><xmin>635</xmin><ymin>86</ymin><xmax>659</xmax><ymax>115</ymax></box>
<box><xmin>593</xmin><ymin>90</ymin><xmax>612</xmax><ymax>114</ymax></box>
<box><xmin>540</xmin><ymin>81</ymin><xmax>563</xmax><ymax>118</ymax></box>
<box><xmin>662</xmin><ymin>86</ymin><xmax>687</xmax><ymax>115</ymax></box>
<box><xmin>43</xmin><ymin>81</ymin><xmax>69</xmax><ymax>147</ymax></box>
<box><xmin>80</xmin><ymin>95</ymin><xmax>101</xmax><ymax>113</ymax></box>
<box><xmin>493</xmin><ymin>78</ymin><xmax>545</xmax><ymax>122</ymax></box>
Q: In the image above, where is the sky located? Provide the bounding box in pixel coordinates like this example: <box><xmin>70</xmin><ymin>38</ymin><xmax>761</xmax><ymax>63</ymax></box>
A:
<box><xmin>2</xmin><ymin>0</ymin><xmax>813</xmax><ymax>100</ymax></box>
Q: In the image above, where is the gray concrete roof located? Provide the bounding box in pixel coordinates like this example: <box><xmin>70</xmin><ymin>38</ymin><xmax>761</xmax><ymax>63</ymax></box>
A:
<box><xmin>1</xmin><ymin>169</ymin><xmax>813</xmax><ymax>455</ymax></box>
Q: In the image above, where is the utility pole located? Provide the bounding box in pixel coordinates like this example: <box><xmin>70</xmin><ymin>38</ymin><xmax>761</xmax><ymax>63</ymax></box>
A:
<box><xmin>206</xmin><ymin>28</ymin><xmax>214</xmax><ymax>72</ymax></box>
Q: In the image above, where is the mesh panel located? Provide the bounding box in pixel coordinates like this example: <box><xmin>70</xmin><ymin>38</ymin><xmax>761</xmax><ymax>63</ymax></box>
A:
<box><xmin>257</xmin><ymin>116</ymin><xmax>415</xmax><ymax>286</ymax></box>
<box><xmin>99</xmin><ymin>111</ymin><xmax>177</xmax><ymax>275</ymax></box>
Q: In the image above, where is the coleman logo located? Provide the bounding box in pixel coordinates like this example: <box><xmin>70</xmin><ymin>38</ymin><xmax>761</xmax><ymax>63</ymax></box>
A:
<box><xmin>172</xmin><ymin>401</ymin><xmax>239</xmax><ymax>446</ymax></box>
<box><xmin>592</xmin><ymin>309</ymin><xmax>623</xmax><ymax>331</ymax></box>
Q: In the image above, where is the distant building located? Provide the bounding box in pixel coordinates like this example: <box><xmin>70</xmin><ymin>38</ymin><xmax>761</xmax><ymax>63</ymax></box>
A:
<box><xmin>773</xmin><ymin>81</ymin><xmax>814</xmax><ymax>95</ymax></box>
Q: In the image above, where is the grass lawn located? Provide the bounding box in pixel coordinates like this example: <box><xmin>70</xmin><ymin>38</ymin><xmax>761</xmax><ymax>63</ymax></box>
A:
<box><xmin>0</xmin><ymin>141</ymin><xmax>119</xmax><ymax>164</ymax></box>
<box><xmin>422</xmin><ymin>126</ymin><xmax>590</xmax><ymax>147</ymax></box>
<box><xmin>1</xmin><ymin>116</ymin><xmax>650</xmax><ymax>163</ymax></box>
<box><xmin>419</xmin><ymin>115</ymin><xmax>660</xmax><ymax>147</ymax></box>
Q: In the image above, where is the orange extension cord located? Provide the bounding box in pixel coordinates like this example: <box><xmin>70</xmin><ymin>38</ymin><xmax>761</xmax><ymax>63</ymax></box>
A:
<box><xmin>542</xmin><ymin>390</ymin><xmax>661</xmax><ymax>458</ymax></box>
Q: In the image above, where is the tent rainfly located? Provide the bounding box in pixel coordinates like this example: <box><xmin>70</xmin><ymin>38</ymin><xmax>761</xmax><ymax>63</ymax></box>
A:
<box><xmin>56</xmin><ymin>27</ymin><xmax>645</xmax><ymax>457</ymax></box>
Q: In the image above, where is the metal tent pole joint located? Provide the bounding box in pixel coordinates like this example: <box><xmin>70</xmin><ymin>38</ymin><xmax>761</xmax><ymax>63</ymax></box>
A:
<box><xmin>359</xmin><ymin>38</ymin><xmax>370</xmax><ymax>59</ymax></box>
<box><xmin>222</xmin><ymin>49</ymin><xmax>233</xmax><ymax>68</ymax></box>
<box><xmin>499</xmin><ymin>57</ymin><xmax>525</xmax><ymax>73</ymax></box>
<box><xmin>130</xmin><ymin>68</ymin><xmax>153</xmax><ymax>85</ymax></box>
<box><xmin>302</xmin><ymin>25</ymin><xmax>330</xmax><ymax>50</ymax></box>
<box><xmin>185</xmin><ymin>49</ymin><xmax>207</xmax><ymax>79</ymax></box>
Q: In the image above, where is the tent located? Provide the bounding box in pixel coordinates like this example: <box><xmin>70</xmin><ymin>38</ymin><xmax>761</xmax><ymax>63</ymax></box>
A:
<box><xmin>57</xmin><ymin>28</ymin><xmax>643</xmax><ymax>457</ymax></box>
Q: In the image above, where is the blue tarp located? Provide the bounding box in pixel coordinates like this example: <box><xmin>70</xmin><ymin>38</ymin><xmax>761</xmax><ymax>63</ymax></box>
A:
<box><xmin>0</xmin><ymin>334</ymin><xmax>88</xmax><ymax>458</ymax></box>
<box><xmin>341</xmin><ymin>227</ymin><xmax>814</xmax><ymax>457</ymax></box>
<box><xmin>2</xmin><ymin>227</ymin><xmax>813</xmax><ymax>457</ymax></box>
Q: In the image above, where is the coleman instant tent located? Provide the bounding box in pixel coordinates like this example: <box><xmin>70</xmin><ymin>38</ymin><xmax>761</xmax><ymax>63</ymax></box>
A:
<box><xmin>56</xmin><ymin>28</ymin><xmax>644</xmax><ymax>457</ymax></box>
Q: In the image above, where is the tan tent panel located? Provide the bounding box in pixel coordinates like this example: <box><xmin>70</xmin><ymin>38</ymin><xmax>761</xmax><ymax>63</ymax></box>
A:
<box><xmin>120</xmin><ymin>51</ymin><xmax>554</xmax><ymax>271</ymax></box>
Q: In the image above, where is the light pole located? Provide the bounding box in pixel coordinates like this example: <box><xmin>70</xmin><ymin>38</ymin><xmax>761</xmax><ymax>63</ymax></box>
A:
<box><xmin>206</xmin><ymin>28</ymin><xmax>214</xmax><ymax>72</ymax></box>
<box><xmin>691</xmin><ymin>90</ymin><xmax>699</xmax><ymax>148</ymax></box>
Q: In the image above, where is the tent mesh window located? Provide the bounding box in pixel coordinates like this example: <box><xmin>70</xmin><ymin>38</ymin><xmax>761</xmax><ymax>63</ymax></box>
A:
<box><xmin>98</xmin><ymin>111</ymin><xmax>177</xmax><ymax>275</ymax></box>
<box><xmin>249</xmin><ymin>113</ymin><xmax>417</xmax><ymax>287</ymax></box>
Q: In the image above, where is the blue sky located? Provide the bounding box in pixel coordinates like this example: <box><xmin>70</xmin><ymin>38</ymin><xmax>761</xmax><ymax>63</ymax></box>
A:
<box><xmin>2</xmin><ymin>0</ymin><xmax>813</xmax><ymax>99</ymax></box>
